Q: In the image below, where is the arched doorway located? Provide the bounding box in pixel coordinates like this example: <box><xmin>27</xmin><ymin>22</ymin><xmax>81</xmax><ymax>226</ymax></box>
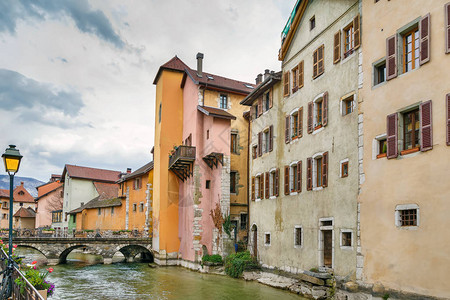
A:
<box><xmin>251</xmin><ymin>224</ymin><xmax>257</xmax><ymax>258</ymax></box>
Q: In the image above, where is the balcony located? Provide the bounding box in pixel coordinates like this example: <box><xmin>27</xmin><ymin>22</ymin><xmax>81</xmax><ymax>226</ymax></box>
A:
<box><xmin>168</xmin><ymin>146</ymin><xmax>196</xmax><ymax>181</ymax></box>
<box><xmin>203</xmin><ymin>152</ymin><xmax>223</xmax><ymax>169</ymax></box>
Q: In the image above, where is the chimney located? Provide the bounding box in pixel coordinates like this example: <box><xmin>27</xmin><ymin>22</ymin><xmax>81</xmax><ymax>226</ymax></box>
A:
<box><xmin>21</xmin><ymin>182</ymin><xmax>24</xmax><ymax>186</ymax></box>
<box><xmin>255</xmin><ymin>73</ymin><xmax>263</xmax><ymax>85</ymax></box>
<box><xmin>196</xmin><ymin>52</ymin><xmax>204</xmax><ymax>77</ymax></box>
<box><xmin>264</xmin><ymin>69</ymin><xmax>270</xmax><ymax>80</ymax></box>
<box><xmin>81</xmin><ymin>202</ymin><xmax>84</xmax><ymax>207</ymax></box>
<box><xmin>127</xmin><ymin>168</ymin><xmax>132</xmax><ymax>174</ymax></box>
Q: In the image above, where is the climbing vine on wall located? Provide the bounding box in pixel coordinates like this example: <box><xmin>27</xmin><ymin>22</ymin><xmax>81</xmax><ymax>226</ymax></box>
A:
<box><xmin>210</xmin><ymin>202</ymin><xmax>224</xmax><ymax>247</ymax></box>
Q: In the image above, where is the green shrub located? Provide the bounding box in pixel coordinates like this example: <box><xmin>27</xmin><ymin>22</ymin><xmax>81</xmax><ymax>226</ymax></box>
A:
<box><xmin>202</xmin><ymin>254</ymin><xmax>223</xmax><ymax>264</ymax></box>
<box><xmin>84</xmin><ymin>229</ymin><xmax>94</xmax><ymax>233</ymax></box>
<box><xmin>222</xmin><ymin>214</ymin><xmax>232</xmax><ymax>238</ymax></box>
<box><xmin>224</xmin><ymin>251</ymin><xmax>259</xmax><ymax>278</ymax></box>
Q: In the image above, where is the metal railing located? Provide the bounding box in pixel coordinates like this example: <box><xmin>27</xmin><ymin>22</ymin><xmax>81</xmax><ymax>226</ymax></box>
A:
<box><xmin>168</xmin><ymin>146</ymin><xmax>196</xmax><ymax>169</ymax></box>
<box><xmin>0</xmin><ymin>229</ymin><xmax>150</xmax><ymax>239</ymax></box>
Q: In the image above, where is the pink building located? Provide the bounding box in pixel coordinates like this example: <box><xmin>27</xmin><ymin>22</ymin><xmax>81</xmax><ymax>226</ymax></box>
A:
<box><xmin>35</xmin><ymin>180</ymin><xmax>63</xmax><ymax>228</ymax></box>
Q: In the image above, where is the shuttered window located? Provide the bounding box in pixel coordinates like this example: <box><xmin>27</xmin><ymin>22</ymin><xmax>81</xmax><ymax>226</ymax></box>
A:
<box><xmin>251</xmin><ymin>177</ymin><xmax>255</xmax><ymax>201</ymax></box>
<box><xmin>292</xmin><ymin>66</ymin><xmax>299</xmax><ymax>93</ymax></box>
<box><xmin>322</xmin><ymin>152</ymin><xmax>328</xmax><ymax>188</ymax></box>
<box><xmin>258</xmin><ymin>132</ymin><xmax>262</xmax><ymax>157</ymax></box>
<box><xmin>307</xmin><ymin>102</ymin><xmax>313</xmax><ymax>134</ymax></box>
<box><xmin>283</xmin><ymin>72</ymin><xmax>290</xmax><ymax>97</ymax></box>
<box><xmin>259</xmin><ymin>173</ymin><xmax>264</xmax><ymax>200</ymax></box>
<box><xmin>275</xmin><ymin>168</ymin><xmax>280</xmax><ymax>197</ymax></box>
<box><xmin>387</xmin><ymin>113</ymin><xmax>398</xmax><ymax>159</ymax></box>
<box><xmin>298</xmin><ymin>107</ymin><xmax>303</xmax><ymax>138</ymax></box>
<box><xmin>403</xmin><ymin>28</ymin><xmax>419</xmax><ymax>73</ymax></box>
<box><xmin>257</xmin><ymin>98</ymin><xmax>263</xmax><ymax>117</ymax></box>
<box><xmin>297</xmin><ymin>161</ymin><xmax>302</xmax><ymax>193</ymax></box>
<box><xmin>313</xmin><ymin>45</ymin><xmax>324</xmax><ymax>79</ymax></box>
<box><xmin>265</xmin><ymin>172</ymin><xmax>270</xmax><ymax>199</ymax></box>
<box><xmin>285</xmin><ymin>115</ymin><xmax>291</xmax><ymax>143</ymax></box>
<box><xmin>269</xmin><ymin>125</ymin><xmax>273</xmax><ymax>152</ymax></box>
<box><xmin>333</xmin><ymin>30</ymin><xmax>341</xmax><ymax>64</ymax></box>
<box><xmin>306</xmin><ymin>158</ymin><xmax>312</xmax><ymax>191</ymax></box>
<box><xmin>284</xmin><ymin>166</ymin><xmax>289</xmax><ymax>195</ymax></box>
<box><xmin>298</xmin><ymin>61</ymin><xmax>304</xmax><ymax>89</ymax></box>
<box><xmin>419</xmin><ymin>14</ymin><xmax>431</xmax><ymax>65</ymax></box>
<box><xmin>420</xmin><ymin>100</ymin><xmax>433</xmax><ymax>151</ymax></box>
<box><xmin>386</xmin><ymin>35</ymin><xmax>398</xmax><ymax>80</ymax></box>
<box><xmin>446</xmin><ymin>3</ymin><xmax>450</xmax><ymax>53</ymax></box>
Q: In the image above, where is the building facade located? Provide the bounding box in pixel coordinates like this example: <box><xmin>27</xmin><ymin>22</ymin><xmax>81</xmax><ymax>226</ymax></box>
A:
<box><xmin>35</xmin><ymin>180</ymin><xmax>63</xmax><ymax>228</ymax></box>
<box><xmin>358</xmin><ymin>0</ymin><xmax>450</xmax><ymax>298</ymax></box>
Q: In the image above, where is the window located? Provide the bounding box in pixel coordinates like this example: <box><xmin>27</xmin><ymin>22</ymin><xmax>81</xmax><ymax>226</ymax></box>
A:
<box><xmin>291</xmin><ymin>111</ymin><xmax>299</xmax><ymax>140</ymax></box>
<box><xmin>310</xmin><ymin>16</ymin><xmax>315</xmax><ymax>30</ymax></box>
<box><xmin>139</xmin><ymin>202</ymin><xmax>144</xmax><ymax>212</ymax></box>
<box><xmin>133</xmin><ymin>203</ymin><xmax>137</xmax><ymax>212</ymax></box>
<box><xmin>231</xmin><ymin>133</ymin><xmax>238</xmax><ymax>154</ymax></box>
<box><xmin>341</xmin><ymin>231</ymin><xmax>352</xmax><ymax>248</ymax></box>
<box><xmin>342</xmin><ymin>95</ymin><xmax>354</xmax><ymax>116</ymax></box>
<box><xmin>111</xmin><ymin>207</ymin><xmax>114</xmax><ymax>215</ymax></box>
<box><xmin>403</xmin><ymin>109</ymin><xmax>420</xmax><ymax>151</ymax></box>
<box><xmin>308</xmin><ymin>93</ymin><xmax>328</xmax><ymax>134</ymax></box>
<box><xmin>316</xmin><ymin>157</ymin><xmax>323</xmax><ymax>187</ymax></box>
<box><xmin>374</xmin><ymin>60</ymin><xmax>386</xmax><ymax>86</ymax></box>
<box><xmin>52</xmin><ymin>211</ymin><xmax>61</xmax><ymax>222</ymax></box>
<box><xmin>294</xmin><ymin>226</ymin><xmax>302</xmax><ymax>247</ymax></box>
<box><xmin>253</xmin><ymin>103</ymin><xmax>259</xmax><ymax>119</ymax></box>
<box><xmin>240</xmin><ymin>214</ymin><xmax>248</xmax><ymax>230</ymax></box>
<box><xmin>2</xmin><ymin>214</ymin><xmax>7</xmax><ymax>220</ymax></box>
<box><xmin>263</xmin><ymin>130</ymin><xmax>270</xmax><ymax>154</ymax></box>
<box><xmin>344</xmin><ymin>24</ymin><xmax>354</xmax><ymax>58</ymax></box>
<box><xmin>315</xmin><ymin>99</ymin><xmax>323</xmax><ymax>129</ymax></box>
<box><xmin>395</xmin><ymin>204</ymin><xmax>419</xmax><ymax>227</ymax></box>
<box><xmin>290</xmin><ymin>164</ymin><xmax>298</xmax><ymax>193</ymax></box>
<box><xmin>269</xmin><ymin>170</ymin><xmax>276</xmax><ymax>197</ymax></box>
<box><xmin>98</xmin><ymin>208</ymin><xmax>101</xmax><ymax>216</ymax></box>
<box><xmin>19</xmin><ymin>202</ymin><xmax>23</xmax><ymax>207</ymax></box>
<box><xmin>265</xmin><ymin>233</ymin><xmax>271</xmax><ymax>246</ymax></box>
<box><xmin>255</xmin><ymin>175</ymin><xmax>260</xmax><ymax>199</ymax></box>
<box><xmin>341</xmin><ymin>161</ymin><xmax>349</xmax><ymax>178</ymax></box>
<box><xmin>19</xmin><ymin>191</ymin><xmax>24</xmax><ymax>196</ymax></box>
<box><xmin>220</xmin><ymin>94</ymin><xmax>228</xmax><ymax>109</ymax></box>
<box><xmin>206</xmin><ymin>130</ymin><xmax>209</xmax><ymax>139</ymax></box>
<box><xmin>291</xmin><ymin>66</ymin><xmax>298</xmax><ymax>93</ymax></box>
<box><xmin>264</xmin><ymin>91</ymin><xmax>270</xmax><ymax>111</ymax></box>
<box><xmin>206</xmin><ymin>180</ymin><xmax>211</xmax><ymax>189</ymax></box>
<box><xmin>313</xmin><ymin>45</ymin><xmax>325</xmax><ymax>79</ymax></box>
<box><xmin>308</xmin><ymin>152</ymin><xmax>328</xmax><ymax>190</ymax></box>
<box><xmin>134</xmin><ymin>178</ymin><xmax>141</xmax><ymax>190</ymax></box>
<box><xmin>1</xmin><ymin>202</ymin><xmax>8</xmax><ymax>209</ymax></box>
<box><xmin>252</xmin><ymin>145</ymin><xmax>257</xmax><ymax>159</ymax></box>
<box><xmin>378</xmin><ymin>138</ymin><xmax>387</xmax><ymax>158</ymax></box>
<box><xmin>159</xmin><ymin>103</ymin><xmax>162</xmax><ymax>123</ymax></box>
<box><xmin>403</xmin><ymin>28</ymin><xmax>419</xmax><ymax>73</ymax></box>
<box><xmin>230</xmin><ymin>171</ymin><xmax>237</xmax><ymax>194</ymax></box>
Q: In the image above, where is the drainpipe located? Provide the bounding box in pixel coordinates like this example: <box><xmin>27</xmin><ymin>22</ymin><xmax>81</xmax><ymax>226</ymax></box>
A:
<box><xmin>246</xmin><ymin>113</ymin><xmax>250</xmax><ymax>238</ymax></box>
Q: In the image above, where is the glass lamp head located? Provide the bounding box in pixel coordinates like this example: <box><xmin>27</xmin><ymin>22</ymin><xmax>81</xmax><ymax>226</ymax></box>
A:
<box><xmin>2</xmin><ymin>145</ymin><xmax>23</xmax><ymax>175</ymax></box>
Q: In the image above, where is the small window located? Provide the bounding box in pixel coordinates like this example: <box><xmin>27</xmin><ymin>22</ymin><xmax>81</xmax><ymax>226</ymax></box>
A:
<box><xmin>134</xmin><ymin>178</ymin><xmax>141</xmax><ymax>190</ymax></box>
<box><xmin>402</xmin><ymin>109</ymin><xmax>420</xmax><ymax>152</ymax></box>
<box><xmin>395</xmin><ymin>204</ymin><xmax>419</xmax><ymax>227</ymax></box>
<box><xmin>252</xmin><ymin>145</ymin><xmax>257</xmax><ymax>159</ymax></box>
<box><xmin>377</xmin><ymin>138</ymin><xmax>387</xmax><ymax>158</ymax></box>
<box><xmin>341</xmin><ymin>231</ymin><xmax>352</xmax><ymax>247</ymax></box>
<box><xmin>313</xmin><ymin>45</ymin><xmax>325</xmax><ymax>79</ymax></box>
<box><xmin>19</xmin><ymin>202</ymin><xmax>23</xmax><ymax>207</ymax></box>
<box><xmin>206</xmin><ymin>130</ymin><xmax>210</xmax><ymax>140</ymax></box>
<box><xmin>294</xmin><ymin>227</ymin><xmax>302</xmax><ymax>247</ymax></box>
<box><xmin>230</xmin><ymin>171</ymin><xmax>237</xmax><ymax>194</ymax></box>
<box><xmin>139</xmin><ymin>202</ymin><xmax>144</xmax><ymax>212</ymax></box>
<box><xmin>254</xmin><ymin>104</ymin><xmax>259</xmax><ymax>119</ymax></box>
<box><xmin>19</xmin><ymin>191</ymin><xmax>24</xmax><ymax>195</ymax></box>
<box><xmin>133</xmin><ymin>203</ymin><xmax>137</xmax><ymax>212</ymax></box>
<box><xmin>290</xmin><ymin>164</ymin><xmax>298</xmax><ymax>193</ymax></box>
<box><xmin>264</xmin><ymin>92</ymin><xmax>270</xmax><ymax>111</ymax></box>
<box><xmin>402</xmin><ymin>28</ymin><xmax>419</xmax><ymax>73</ymax></box>
<box><xmin>269</xmin><ymin>170</ymin><xmax>276</xmax><ymax>197</ymax></box>
<box><xmin>341</xmin><ymin>161</ymin><xmax>349</xmax><ymax>178</ymax></box>
<box><xmin>98</xmin><ymin>208</ymin><xmax>101</xmax><ymax>216</ymax></box>
<box><xmin>263</xmin><ymin>130</ymin><xmax>270</xmax><ymax>154</ymax></box>
<box><xmin>342</xmin><ymin>96</ymin><xmax>354</xmax><ymax>116</ymax></box>
<box><xmin>220</xmin><ymin>94</ymin><xmax>228</xmax><ymax>109</ymax></box>
<box><xmin>265</xmin><ymin>233</ymin><xmax>271</xmax><ymax>246</ymax></box>
<box><xmin>310</xmin><ymin>16</ymin><xmax>315</xmax><ymax>30</ymax></box>
<box><xmin>321</xmin><ymin>220</ymin><xmax>333</xmax><ymax>227</ymax></box>
<box><xmin>111</xmin><ymin>207</ymin><xmax>114</xmax><ymax>215</ymax></box>
<box><xmin>291</xmin><ymin>66</ymin><xmax>299</xmax><ymax>93</ymax></box>
<box><xmin>314</xmin><ymin>98</ymin><xmax>324</xmax><ymax>130</ymax></box>
<box><xmin>374</xmin><ymin>60</ymin><xmax>386</xmax><ymax>86</ymax></box>
<box><xmin>2</xmin><ymin>202</ymin><xmax>8</xmax><ymax>209</ymax></box>
<box><xmin>206</xmin><ymin>180</ymin><xmax>211</xmax><ymax>189</ymax></box>
<box><xmin>255</xmin><ymin>175</ymin><xmax>260</xmax><ymax>199</ymax></box>
<box><xmin>316</xmin><ymin>157</ymin><xmax>323</xmax><ymax>187</ymax></box>
<box><xmin>291</xmin><ymin>111</ymin><xmax>299</xmax><ymax>139</ymax></box>
<box><xmin>240</xmin><ymin>214</ymin><xmax>248</xmax><ymax>230</ymax></box>
<box><xmin>231</xmin><ymin>133</ymin><xmax>238</xmax><ymax>154</ymax></box>
<box><xmin>343</xmin><ymin>23</ymin><xmax>355</xmax><ymax>58</ymax></box>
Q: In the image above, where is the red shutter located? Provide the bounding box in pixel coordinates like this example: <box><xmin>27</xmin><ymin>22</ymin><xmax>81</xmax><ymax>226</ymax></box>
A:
<box><xmin>446</xmin><ymin>3</ymin><xmax>450</xmax><ymax>53</ymax></box>
<box><xmin>419</xmin><ymin>13</ymin><xmax>431</xmax><ymax>65</ymax></box>
<box><xmin>307</xmin><ymin>102</ymin><xmax>313</xmax><ymax>134</ymax></box>
<box><xmin>269</xmin><ymin>125</ymin><xmax>273</xmax><ymax>152</ymax></box>
<box><xmin>258</xmin><ymin>98</ymin><xmax>263</xmax><ymax>116</ymax></box>
<box><xmin>269</xmin><ymin>89</ymin><xmax>273</xmax><ymax>108</ymax></box>
<box><xmin>258</xmin><ymin>132</ymin><xmax>262</xmax><ymax>157</ymax></box>
<box><xmin>298</xmin><ymin>61</ymin><xmax>304</xmax><ymax>89</ymax></box>
<box><xmin>275</xmin><ymin>168</ymin><xmax>280</xmax><ymax>197</ymax></box>
<box><xmin>387</xmin><ymin>113</ymin><xmax>398</xmax><ymax>159</ymax></box>
<box><xmin>420</xmin><ymin>100</ymin><xmax>433</xmax><ymax>151</ymax></box>
<box><xmin>322</xmin><ymin>152</ymin><xmax>328</xmax><ymax>188</ymax></box>
<box><xmin>386</xmin><ymin>35</ymin><xmax>398</xmax><ymax>80</ymax></box>
<box><xmin>285</xmin><ymin>115</ymin><xmax>290</xmax><ymax>143</ymax></box>
<box><xmin>297</xmin><ymin>161</ymin><xmax>302</xmax><ymax>193</ymax></box>
<box><xmin>323</xmin><ymin>92</ymin><xmax>328</xmax><ymax>127</ymax></box>
<box><xmin>265</xmin><ymin>172</ymin><xmax>269</xmax><ymax>199</ymax></box>
<box><xmin>447</xmin><ymin>94</ymin><xmax>450</xmax><ymax>145</ymax></box>
<box><xmin>306</xmin><ymin>158</ymin><xmax>312</xmax><ymax>191</ymax></box>
<box><xmin>333</xmin><ymin>30</ymin><xmax>341</xmax><ymax>63</ymax></box>
<box><xmin>298</xmin><ymin>107</ymin><xmax>303</xmax><ymax>138</ymax></box>
<box><xmin>354</xmin><ymin>14</ymin><xmax>361</xmax><ymax>50</ymax></box>
<box><xmin>284</xmin><ymin>166</ymin><xmax>289</xmax><ymax>195</ymax></box>
<box><xmin>251</xmin><ymin>177</ymin><xmax>255</xmax><ymax>201</ymax></box>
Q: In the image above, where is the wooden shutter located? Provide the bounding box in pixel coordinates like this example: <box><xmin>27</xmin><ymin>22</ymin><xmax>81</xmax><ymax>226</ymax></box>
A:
<box><xmin>322</xmin><ymin>152</ymin><xmax>328</xmax><ymax>188</ymax></box>
<box><xmin>386</xmin><ymin>113</ymin><xmax>398</xmax><ymax>159</ymax></box>
<box><xmin>259</xmin><ymin>173</ymin><xmax>264</xmax><ymax>199</ymax></box>
<box><xmin>250</xmin><ymin>105</ymin><xmax>255</xmax><ymax>121</ymax></box>
<box><xmin>297</xmin><ymin>161</ymin><xmax>302</xmax><ymax>193</ymax></box>
<box><xmin>446</xmin><ymin>3</ymin><xmax>450</xmax><ymax>53</ymax></box>
<box><xmin>275</xmin><ymin>168</ymin><xmax>280</xmax><ymax>197</ymax></box>
<box><xmin>307</xmin><ymin>102</ymin><xmax>313</xmax><ymax>134</ymax></box>
<box><xmin>354</xmin><ymin>14</ymin><xmax>361</xmax><ymax>50</ymax></box>
<box><xmin>323</xmin><ymin>92</ymin><xmax>328</xmax><ymax>127</ymax></box>
<box><xmin>447</xmin><ymin>94</ymin><xmax>450</xmax><ymax>145</ymax></box>
<box><xmin>284</xmin><ymin>166</ymin><xmax>289</xmax><ymax>195</ymax></box>
<box><xmin>333</xmin><ymin>30</ymin><xmax>341</xmax><ymax>63</ymax></box>
<box><xmin>298</xmin><ymin>107</ymin><xmax>303</xmax><ymax>138</ymax></box>
<box><xmin>420</xmin><ymin>100</ymin><xmax>433</xmax><ymax>151</ymax></box>
<box><xmin>419</xmin><ymin>13</ymin><xmax>431</xmax><ymax>65</ymax></box>
<box><xmin>258</xmin><ymin>98</ymin><xmax>263</xmax><ymax>116</ymax></box>
<box><xmin>386</xmin><ymin>35</ymin><xmax>398</xmax><ymax>80</ymax></box>
<box><xmin>251</xmin><ymin>177</ymin><xmax>255</xmax><ymax>201</ymax></box>
<box><xmin>269</xmin><ymin>89</ymin><xmax>273</xmax><ymax>108</ymax></box>
<box><xmin>265</xmin><ymin>172</ymin><xmax>269</xmax><ymax>199</ymax></box>
<box><xmin>285</xmin><ymin>115</ymin><xmax>290</xmax><ymax>143</ymax></box>
<box><xmin>313</xmin><ymin>49</ymin><xmax>318</xmax><ymax>78</ymax></box>
<box><xmin>298</xmin><ymin>61</ymin><xmax>304</xmax><ymax>88</ymax></box>
<box><xmin>318</xmin><ymin>45</ymin><xmax>324</xmax><ymax>75</ymax></box>
<box><xmin>306</xmin><ymin>158</ymin><xmax>312</xmax><ymax>191</ymax></box>
<box><xmin>258</xmin><ymin>132</ymin><xmax>262</xmax><ymax>157</ymax></box>
<box><xmin>283</xmin><ymin>72</ymin><xmax>290</xmax><ymax>97</ymax></box>
<box><xmin>269</xmin><ymin>125</ymin><xmax>273</xmax><ymax>152</ymax></box>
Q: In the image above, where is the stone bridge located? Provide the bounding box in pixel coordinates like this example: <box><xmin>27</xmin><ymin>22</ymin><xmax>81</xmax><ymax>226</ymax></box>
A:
<box><xmin>7</xmin><ymin>237</ymin><xmax>153</xmax><ymax>265</ymax></box>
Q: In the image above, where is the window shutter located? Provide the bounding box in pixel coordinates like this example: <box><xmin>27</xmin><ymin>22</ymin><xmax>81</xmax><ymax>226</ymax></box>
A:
<box><xmin>269</xmin><ymin>89</ymin><xmax>273</xmax><ymax>108</ymax></box>
<box><xmin>386</xmin><ymin>113</ymin><xmax>399</xmax><ymax>159</ymax></box>
<box><xmin>283</xmin><ymin>72</ymin><xmax>290</xmax><ymax>97</ymax></box>
<box><xmin>447</xmin><ymin>94</ymin><xmax>450</xmax><ymax>145</ymax></box>
<box><xmin>259</xmin><ymin>173</ymin><xmax>264</xmax><ymax>199</ymax></box>
<box><xmin>307</xmin><ymin>101</ymin><xmax>313</xmax><ymax>134</ymax></box>
<box><xmin>419</xmin><ymin>13</ymin><xmax>431</xmax><ymax>65</ymax></box>
<box><xmin>258</xmin><ymin>98</ymin><xmax>263</xmax><ymax>116</ymax></box>
<box><xmin>322</xmin><ymin>152</ymin><xmax>328</xmax><ymax>188</ymax></box>
<box><xmin>318</xmin><ymin>45</ymin><xmax>324</xmax><ymax>75</ymax></box>
<box><xmin>258</xmin><ymin>132</ymin><xmax>262</xmax><ymax>157</ymax></box>
<box><xmin>265</xmin><ymin>172</ymin><xmax>269</xmax><ymax>199</ymax></box>
<box><xmin>251</xmin><ymin>177</ymin><xmax>255</xmax><ymax>201</ymax></box>
<box><xmin>298</xmin><ymin>61</ymin><xmax>304</xmax><ymax>88</ymax></box>
<box><xmin>250</xmin><ymin>105</ymin><xmax>255</xmax><ymax>121</ymax></box>
<box><xmin>297</xmin><ymin>161</ymin><xmax>302</xmax><ymax>193</ymax></box>
<box><xmin>298</xmin><ymin>107</ymin><xmax>303</xmax><ymax>138</ymax></box>
<box><xmin>306</xmin><ymin>158</ymin><xmax>312</xmax><ymax>191</ymax></box>
<box><xmin>252</xmin><ymin>146</ymin><xmax>256</xmax><ymax>159</ymax></box>
<box><xmin>333</xmin><ymin>30</ymin><xmax>341</xmax><ymax>64</ymax></box>
<box><xmin>323</xmin><ymin>92</ymin><xmax>328</xmax><ymax>127</ymax></box>
<box><xmin>284</xmin><ymin>166</ymin><xmax>289</xmax><ymax>195</ymax></box>
<box><xmin>386</xmin><ymin>35</ymin><xmax>398</xmax><ymax>80</ymax></box>
<box><xmin>420</xmin><ymin>100</ymin><xmax>433</xmax><ymax>151</ymax></box>
<box><xmin>275</xmin><ymin>168</ymin><xmax>280</xmax><ymax>197</ymax></box>
<box><xmin>269</xmin><ymin>125</ymin><xmax>273</xmax><ymax>152</ymax></box>
<box><xmin>313</xmin><ymin>49</ymin><xmax>318</xmax><ymax>78</ymax></box>
<box><xmin>354</xmin><ymin>14</ymin><xmax>361</xmax><ymax>50</ymax></box>
<box><xmin>446</xmin><ymin>3</ymin><xmax>450</xmax><ymax>53</ymax></box>
<box><xmin>285</xmin><ymin>115</ymin><xmax>290</xmax><ymax>143</ymax></box>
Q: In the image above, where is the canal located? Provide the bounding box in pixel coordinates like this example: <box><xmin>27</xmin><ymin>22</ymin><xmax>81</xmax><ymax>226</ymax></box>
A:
<box><xmin>16</xmin><ymin>248</ymin><xmax>305</xmax><ymax>300</ymax></box>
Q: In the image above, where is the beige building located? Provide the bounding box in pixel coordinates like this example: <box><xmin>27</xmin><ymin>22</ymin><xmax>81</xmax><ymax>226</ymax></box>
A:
<box><xmin>243</xmin><ymin>0</ymin><xmax>361</xmax><ymax>279</ymax></box>
<box><xmin>359</xmin><ymin>0</ymin><xmax>450</xmax><ymax>298</ymax></box>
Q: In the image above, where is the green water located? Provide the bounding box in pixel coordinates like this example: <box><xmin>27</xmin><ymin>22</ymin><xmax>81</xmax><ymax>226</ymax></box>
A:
<box><xmin>15</xmin><ymin>249</ymin><xmax>305</xmax><ymax>300</ymax></box>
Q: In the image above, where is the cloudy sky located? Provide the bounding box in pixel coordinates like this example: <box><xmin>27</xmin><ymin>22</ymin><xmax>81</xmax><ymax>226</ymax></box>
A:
<box><xmin>0</xmin><ymin>0</ymin><xmax>294</xmax><ymax>182</ymax></box>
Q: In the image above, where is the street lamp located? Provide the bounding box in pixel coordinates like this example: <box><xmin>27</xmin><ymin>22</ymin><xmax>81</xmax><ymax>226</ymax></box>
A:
<box><xmin>2</xmin><ymin>145</ymin><xmax>22</xmax><ymax>293</ymax></box>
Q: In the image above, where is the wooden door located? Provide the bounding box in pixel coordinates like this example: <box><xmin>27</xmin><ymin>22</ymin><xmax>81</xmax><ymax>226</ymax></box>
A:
<box><xmin>323</xmin><ymin>230</ymin><xmax>332</xmax><ymax>267</ymax></box>
<box><xmin>253</xmin><ymin>229</ymin><xmax>258</xmax><ymax>258</ymax></box>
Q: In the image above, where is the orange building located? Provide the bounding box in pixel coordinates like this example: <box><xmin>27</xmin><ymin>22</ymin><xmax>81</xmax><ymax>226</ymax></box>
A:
<box><xmin>0</xmin><ymin>183</ymin><xmax>36</xmax><ymax>229</ymax></box>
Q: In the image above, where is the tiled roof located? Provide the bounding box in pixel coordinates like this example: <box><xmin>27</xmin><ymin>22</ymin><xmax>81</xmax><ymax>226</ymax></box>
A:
<box><xmin>197</xmin><ymin>106</ymin><xmax>237</xmax><ymax>120</ymax></box>
<box><xmin>35</xmin><ymin>184</ymin><xmax>63</xmax><ymax>202</ymax></box>
<box><xmin>153</xmin><ymin>56</ymin><xmax>189</xmax><ymax>84</ymax></box>
<box><xmin>62</xmin><ymin>164</ymin><xmax>121</xmax><ymax>183</ymax></box>
<box><xmin>0</xmin><ymin>189</ymin><xmax>8</xmax><ymax>198</ymax></box>
<box><xmin>13</xmin><ymin>183</ymin><xmax>34</xmax><ymax>203</ymax></box>
<box><xmin>13</xmin><ymin>207</ymin><xmax>36</xmax><ymax>218</ymax></box>
<box><xmin>37</xmin><ymin>181</ymin><xmax>63</xmax><ymax>197</ymax></box>
<box><xmin>69</xmin><ymin>197</ymin><xmax>122</xmax><ymax>214</ymax></box>
<box><xmin>240</xmin><ymin>71</ymin><xmax>282</xmax><ymax>106</ymax></box>
<box><xmin>93</xmin><ymin>182</ymin><xmax>119</xmax><ymax>200</ymax></box>
<box><xmin>117</xmin><ymin>161</ymin><xmax>153</xmax><ymax>183</ymax></box>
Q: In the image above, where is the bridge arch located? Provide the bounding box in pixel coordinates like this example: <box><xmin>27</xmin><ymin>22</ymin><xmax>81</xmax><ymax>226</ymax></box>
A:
<box><xmin>117</xmin><ymin>245</ymin><xmax>153</xmax><ymax>263</ymax></box>
<box><xmin>15</xmin><ymin>245</ymin><xmax>47</xmax><ymax>260</ymax></box>
<box><xmin>59</xmin><ymin>245</ymin><xmax>94</xmax><ymax>264</ymax></box>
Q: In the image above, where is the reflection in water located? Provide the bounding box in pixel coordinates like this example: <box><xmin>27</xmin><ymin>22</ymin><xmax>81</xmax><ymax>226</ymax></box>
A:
<box><xmin>15</xmin><ymin>248</ymin><xmax>304</xmax><ymax>300</ymax></box>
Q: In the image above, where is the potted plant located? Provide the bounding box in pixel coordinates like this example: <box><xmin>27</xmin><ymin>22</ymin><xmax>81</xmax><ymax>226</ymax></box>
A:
<box><xmin>42</xmin><ymin>228</ymin><xmax>55</xmax><ymax>234</ymax></box>
<box><xmin>15</xmin><ymin>261</ymin><xmax>55</xmax><ymax>299</ymax></box>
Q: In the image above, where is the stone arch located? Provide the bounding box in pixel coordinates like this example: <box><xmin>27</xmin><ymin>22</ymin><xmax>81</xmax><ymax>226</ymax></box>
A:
<box><xmin>15</xmin><ymin>244</ymin><xmax>47</xmax><ymax>259</ymax></box>
<box><xmin>117</xmin><ymin>245</ymin><xmax>153</xmax><ymax>263</ymax></box>
<box><xmin>59</xmin><ymin>244</ymin><xmax>90</xmax><ymax>264</ymax></box>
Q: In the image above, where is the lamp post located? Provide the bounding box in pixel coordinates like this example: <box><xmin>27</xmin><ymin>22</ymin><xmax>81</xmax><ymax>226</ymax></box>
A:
<box><xmin>2</xmin><ymin>145</ymin><xmax>22</xmax><ymax>274</ymax></box>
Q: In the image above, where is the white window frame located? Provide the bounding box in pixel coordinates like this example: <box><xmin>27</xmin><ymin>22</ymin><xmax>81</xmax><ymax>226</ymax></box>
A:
<box><xmin>219</xmin><ymin>94</ymin><xmax>229</xmax><ymax>110</ymax></box>
<box><xmin>289</xmin><ymin>108</ymin><xmax>300</xmax><ymax>141</ymax></box>
<box><xmin>255</xmin><ymin>173</ymin><xmax>261</xmax><ymax>201</ymax></box>
<box><xmin>289</xmin><ymin>161</ymin><xmax>298</xmax><ymax>195</ymax></box>
<box><xmin>294</xmin><ymin>225</ymin><xmax>303</xmax><ymax>249</ymax></box>
<box><xmin>269</xmin><ymin>168</ymin><xmax>276</xmax><ymax>199</ymax></box>
<box><xmin>339</xmin><ymin>158</ymin><xmax>349</xmax><ymax>178</ymax></box>
<box><xmin>264</xmin><ymin>232</ymin><xmax>271</xmax><ymax>246</ymax></box>
<box><xmin>340</xmin><ymin>229</ymin><xmax>353</xmax><ymax>250</ymax></box>
<box><xmin>313</xmin><ymin>93</ymin><xmax>325</xmax><ymax>134</ymax></box>
<box><xmin>312</xmin><ymin>152</ymin><xmax>325</xmax><ymax>191</ymax></box>
<box><xmin>395</xmin><ymin>204</ymin><xmax>420</xmax><ymax>229</ymax></box>
<box><xmin>340</xmin><ymin>93</ymin><xmax>356</xmax><ymax>116</ymax></box>
<box><xmin>372</xmin><ymin>133</ymin><xmax>387</xmax><ymax>160</ymax></box>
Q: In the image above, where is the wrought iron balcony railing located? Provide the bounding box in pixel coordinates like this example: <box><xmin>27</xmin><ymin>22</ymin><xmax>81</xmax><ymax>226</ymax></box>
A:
<box><xmin>168</xmin><ymin>146</ymin><xmax>196</xmax><ymax>181</ymax></box>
